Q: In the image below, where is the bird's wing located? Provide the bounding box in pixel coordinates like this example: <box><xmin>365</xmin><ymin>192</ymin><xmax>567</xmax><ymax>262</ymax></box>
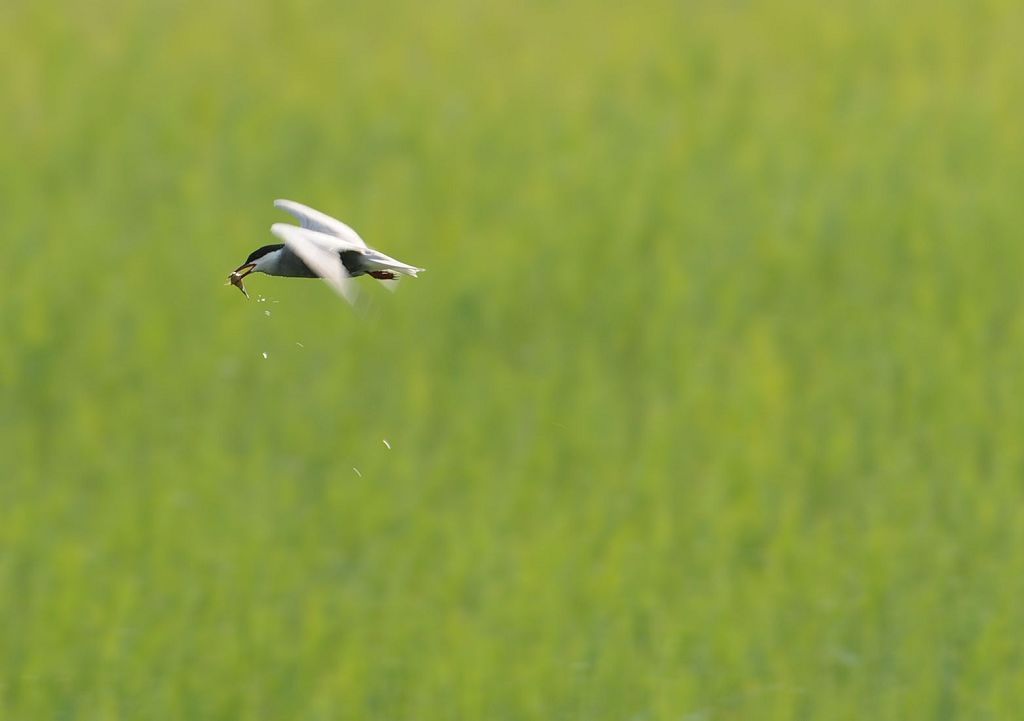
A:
<box><xmin>270</xmin><ymin>223</ymin><xmax>358</xmax><ymax>304</ymax></box>
<box><xmin>274</xmin><ymin>199</ymin><xmax>368</xmax><ymax>248</ymax></box>
<box><xmin>271</xmin><ymin>223</ymin><xmax>365</xmax><ymax>253</ymax></box>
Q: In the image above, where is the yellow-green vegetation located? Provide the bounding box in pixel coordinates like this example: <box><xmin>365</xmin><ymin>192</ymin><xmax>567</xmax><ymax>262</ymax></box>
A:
<box><xmin>4</xmin><ymin>0</ymin><xmax>1024</xmax><ymax>718</ymax></box>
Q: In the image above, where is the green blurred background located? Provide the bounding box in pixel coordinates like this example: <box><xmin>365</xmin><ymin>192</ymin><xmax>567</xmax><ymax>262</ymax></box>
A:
<box><xmin>4</xmin><ymin>0</ymin><xmax>1024</xmax><ymax>718</ymax></box>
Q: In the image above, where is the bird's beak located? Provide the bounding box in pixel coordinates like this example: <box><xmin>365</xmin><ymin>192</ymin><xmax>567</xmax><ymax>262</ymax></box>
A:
<box><xmin>227</xmin><ymin>263</ymin><xmax>255</xmax><ymax>298</ymax></box>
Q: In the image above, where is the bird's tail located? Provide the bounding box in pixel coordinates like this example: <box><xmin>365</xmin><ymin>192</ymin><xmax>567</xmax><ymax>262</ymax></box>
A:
<box><xmin>362</xmin><ymin>250</ymin><xmax>425</xmax><ymax>280</ymax></box>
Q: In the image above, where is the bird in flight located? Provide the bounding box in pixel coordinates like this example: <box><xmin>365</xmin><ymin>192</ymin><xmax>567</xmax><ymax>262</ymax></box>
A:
<box><xmin>228</xmin><ymin>199</ymin><xmax>424</xmax><ymax>304</ymax></box>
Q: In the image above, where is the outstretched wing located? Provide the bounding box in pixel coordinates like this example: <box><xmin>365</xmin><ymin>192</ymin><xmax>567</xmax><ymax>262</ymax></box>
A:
<box><xmin>274</xmin><ymin>199</ymin><xmax>368</xmax><ymax>248</ymax></box>
<box><xmin>270</xmin><ymin>223</ymin><xmax>359</xmax><ymax>304</ymax></box>
<box><xmin>271</xmin><ymin>222</ymin><xmax>364</xmax><ymax>253</ymax></box>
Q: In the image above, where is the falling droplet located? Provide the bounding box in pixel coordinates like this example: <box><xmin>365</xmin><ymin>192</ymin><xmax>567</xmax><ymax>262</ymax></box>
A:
<box><xmin>262</xmin><ymin>352</ymin><xmax>269</xmax><ymax>359</ymax></box>
<box><xmin>382</xmin><ymin>439</ymin><xmax>392</xmax><ymax>450</ymax></box>
<box><xmin>295</xmin><ymin>342</ymin><xmax>305</xmax><ymax>348</ymax></box>
<box><xmin>352</xmin><ymin>467</ymin><xmax>362</xmax><ymax>477</ymax></box>
<box><xmin>264</xmin><ymin>310</ymin><xmax>271</xmax><ymax>317</ymax></box>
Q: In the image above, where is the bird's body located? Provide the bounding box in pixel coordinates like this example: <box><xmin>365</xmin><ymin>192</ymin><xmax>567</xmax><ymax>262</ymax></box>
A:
<box><xmin>243</xmin><ymin>243</ymin><xmax>410</xmax><ymax>280</ymax></box>
<box><xmin>228</xmin><ymin>200</ymin><xmax>424</xmax><ymax>303</ymax></box>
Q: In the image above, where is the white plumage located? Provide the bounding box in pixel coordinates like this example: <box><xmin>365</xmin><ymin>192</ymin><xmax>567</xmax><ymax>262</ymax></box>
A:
<box><xmin>227</xmin><ymin>199</ymin><xmax>424</xmax><ymax>304</ymax></box>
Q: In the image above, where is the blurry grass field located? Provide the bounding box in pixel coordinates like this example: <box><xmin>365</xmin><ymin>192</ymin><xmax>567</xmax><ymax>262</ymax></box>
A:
<box><xmin>5</xmin><ymin>0</ymin><xmax>1024</xmax><ymax>717</ymax></box>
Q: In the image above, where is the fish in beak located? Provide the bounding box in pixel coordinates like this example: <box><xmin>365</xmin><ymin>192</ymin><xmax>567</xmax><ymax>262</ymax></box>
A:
<box><xmin>228</xmin><ymin>263</ymin><xmax>256</xmax><ymax>298</ymax></box>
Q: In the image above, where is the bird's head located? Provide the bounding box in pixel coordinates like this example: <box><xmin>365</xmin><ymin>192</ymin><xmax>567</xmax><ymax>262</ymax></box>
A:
<box><xmin>227</xmin><ymin>244</ymin><xmax>282</xmax><ymax>298</ymax></box>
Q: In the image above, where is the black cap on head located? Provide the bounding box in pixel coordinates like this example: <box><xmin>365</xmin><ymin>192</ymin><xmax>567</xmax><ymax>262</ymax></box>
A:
<box><xmin>246</xmin><ymin>244</ymin><xmax>284</xmax><ymax>265</ymax></box>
